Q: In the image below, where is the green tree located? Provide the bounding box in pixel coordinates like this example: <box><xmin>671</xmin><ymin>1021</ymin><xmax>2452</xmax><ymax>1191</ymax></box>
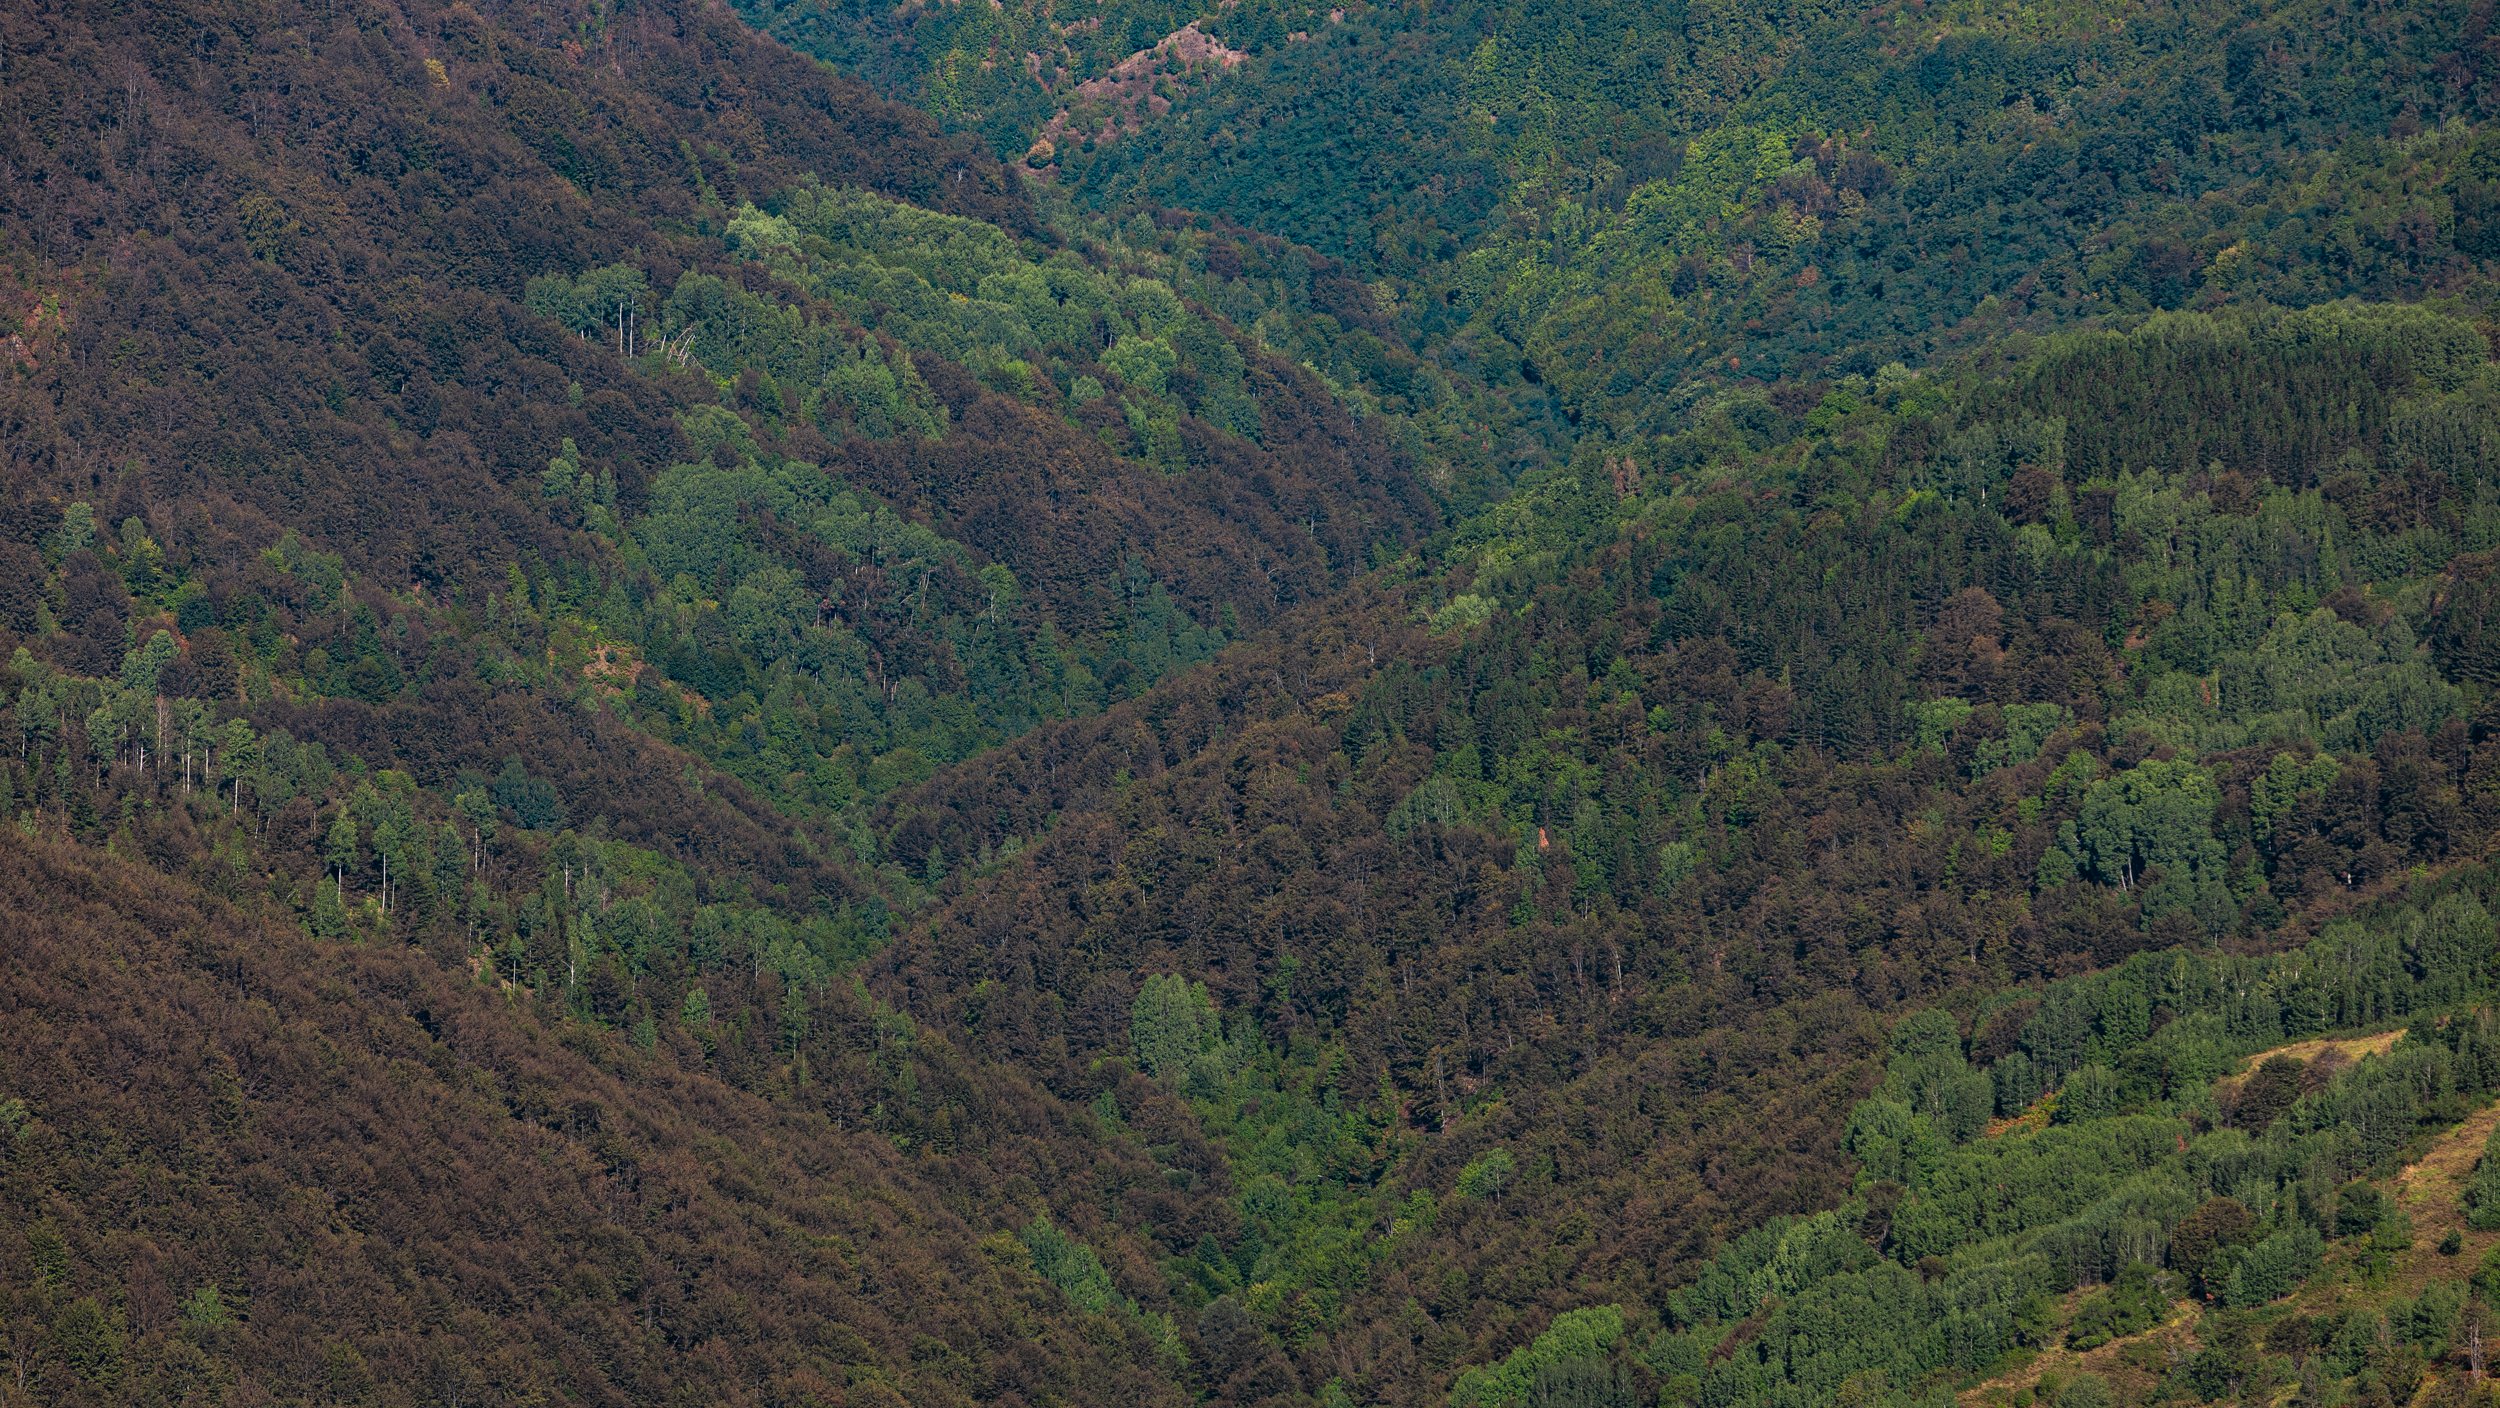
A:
<box><xmin>2169</xmin><ymin>1197</ymin><xmax>2256</xmax><ymax>1295</ymax></box>
<box><xmin>1526</xmin><ymin>1353</ymin><xmax>1635</xmax><ymax>1408</ymax></box>
<box><xmin>2052</xmin><ymin>1065</ymin><xmax>2125</xmax><ymax>1124</ymax></box>
<box><xmin>179</xmin><ymin>1284</ymin><xmax>234</xmax><ymax>1329</ymax></box>
<box><xmin>46</xmin><ymin>500</ymin><xmax>95</xmax><ymax>560</ymax></box>
<box><xmin>542</xmin><ymin>437</ymin><xmax>590</xmax><ymax>510</ymax></box>
<box><xmin>430</xmin><ymin>823</ymin><xmax>467</xmax><ymax>913</ymax></box>
<box><xmin>1130</xmin><ymin>973</ymin><xmax>1216</xmax><ymax>1080</ymax></box>
<box><xmin>2066</xmin><ymin>1262</ymin><xmax>2170</xmax><ymax>1349</ymax></box>
<box><xmin>2222</xmin><ymin>1224</ymin><xmax>2323</xmax><ymax>1306</ymax></box>
<box><xmin>575</xmin><ymin>263</ymin><xmax>652</xmax><ymax>352</ymax></box>
<box><xmin>324</xmin><ymin>807</ymin><xmax>360</xmax><ymax>902</ymax></box>
<box><xmin>2051</xmin><ymin>759</ymin><xmax>2232</xmax><ymax>932</ymax></box>
<box><xmin>1457</xmin><ymin>1148</ymin><xmax>1517</xmax><ymax>1201</ymax></box>
<box><xmin>492</xmin><ymin>758</ymin><xmax>566</xmax><ymax>831</ymax></box>
<box><xmin>116</xmin><ymin>516</ymin><xmax>165</xmax><ymax>592</ymax></box>
<box><xmin>1879</xmin><ymin>1010</ymin><xmax>1995</xmax><ymax>1143</ymax></box>
<box><xmin>215</xmin><ymin>718</ymin><xmax>257</xmax><ymax>812</ymax></box>
<box><xmin>119</xmin><ymin>630</ymin><xmax>177</xmax><ymax>700</ymax></box>
<box><xmin>52</xmin><ymin>1296</ymin><xmax>125</xmax><ymax>1385</ymax></box>
<box><xmin>453</xmin><ymin>788</ymin><xmax>497</xmax><ymax>865</ymax></box>
<box><xmin>1450</xmin><ymin>1306</ymin><xmax>1625</xmax><ymax>1408</ymax></box>
<box><xmin>2466</xmin><ymin>1129</ymin><xmax>2500</xmax><ymax>1231</ymax></box>
<box><xmin>1022</xmin><ymin>1217</ymin><xmax>1115</xmax><ymax>1313</ymax></box>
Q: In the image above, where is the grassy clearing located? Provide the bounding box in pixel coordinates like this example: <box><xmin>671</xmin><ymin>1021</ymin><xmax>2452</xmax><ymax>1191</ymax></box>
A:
<box><xmin>2213</xmin><ymin>1030</ymin><xmax>2406</xmax><ymax>1099</ymax></box>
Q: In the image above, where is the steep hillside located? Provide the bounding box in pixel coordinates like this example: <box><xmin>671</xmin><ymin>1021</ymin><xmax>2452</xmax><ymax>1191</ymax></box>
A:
<box><xmin>3</xmin><ymin>0</ymin><xmax>2500</xmax><ymax>1407</ymax></box>
<box><xmin>0</xmin><ymin>0</ymin><xmax>1442</xmax><ymax>853</ymax></box>
<box><xmin>0</xmin><ymin>835</ymin><xmax>1182</xmax><ymax>1408</ymax></box>
<box><xmin>752</xmin><ymin>0</ymin><xmax>2499</xmax><ymax>467</ymax></box>
<box><xmin>860</xmin><ymin>302</ymin><xmax>2500</xmax><ymax>1404</ymax></box>
<box><xmin>0</xmin><ymin>0</ymin><xmax>1026</xmax><ymax>577</ymax></box>
<box><xmin>0</xmin><ymin>0</ymin><xmax>1440</xmax><ymax>1403</ymax></box>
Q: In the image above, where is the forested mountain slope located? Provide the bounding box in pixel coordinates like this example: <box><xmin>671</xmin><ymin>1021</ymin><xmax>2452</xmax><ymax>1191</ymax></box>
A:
<box><xmin>0</xmin><ymin>833</ymin><xmax>1184</xmax><ymax>1407</ymax></box>
<box><xmin>3</xmin><ymin>0</ymin><xmax>2500</xmax><ymax>1407</ymax></box>
<box><xmin>863</xmin><ymin>301</ymin><xmax>2500</xmax><ymax>1405</ymax></box>
<box><xmin>753</xmin><ymin>0</ymin><xmax>2500</xmax><ymax>478</ymax></box>
<box><xmin>0</xmin><ymin>0</ymin><xmax>1433</xmax><ymax>1401</ymax></box>
<box><xmin>0</xmin><ymin>0</ymin><xmax>1441</xmax><ymax>852</ymax></box>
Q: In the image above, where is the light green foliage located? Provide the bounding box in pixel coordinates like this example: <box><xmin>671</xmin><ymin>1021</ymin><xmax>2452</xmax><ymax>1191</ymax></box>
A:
<box><xmin>1131</xmin><ymin>973</ymin><xmax>1218</xmax><ymax>1080</ymax></box>
<box><xmin>705</xmin><ymin>188</ymin><xmax>1260</xmax><ymax>451</ymax></box>
<box><xmin>1455</xmin><ymin>1148</ymin><xmax>1516</xmax><ymax>1201</ymax></box>
<box><xmin>323</xmin><ymin>808</ymin><xmax>359</xmax><ymax>888</ymax></box>
<box><xmin>1876</xmin><ymin>1010</ymin><xmax>1994</xmax><ymax>1144</ymax></box>
<box><xmin>596</xmin><ymin>405</ymin><xmax>1221</xmax><ymax>822</ymax></box>
<box><xmin>0</xmin><ymin>610</ymin><xmax>904</xmax><ymax>1038</ymax></box>
<box><xmin>1022</xmin><ymin>1217</ymin><xmax>1116</xmax><ymax>1313</ymax></box>
<box><xmin>1905</xmin><ymin>698</ymin><xmax>1973</xmax><ymax>753</ymax></box>
<box><xmin>527</xmin><ymin>262</ymin><xmax>650</xmax><ymax>344</ymax></box>
<box><xmin>1567</xmin><ymin>888</ymin><xmax>2500</xmax><ymax>1408</ymax></box>
<box><xmin>2400</xmin><ymin>895</ymin><xmax>2499</xmax><ymax>1008</ymax></box>
<box><xmin>1384</xmin><ymin>773</ymin><xmax>1507</xmax><ymax>836</ymax></box>
<box><xmin>116</xmin><ymin>517</ymin><xmax>165</xmax><ymax>592</ymax></box>
<box><xmin>823</xmin><ymin>339</ymin><xmax>946</xmax><ymax>440</ymax></box>
<box><xmin>1430</xmin><ymin>593</ymin><xmax>1500</xmax><ymax>636</ymax></box>
<box><xmin>2212</xmin><ymin>608</ymin><xmax>2458</xmax><ymax>753</ymax></box>
<box><xmin>1142</xmin><ymin>1022</ymin><xmax>1403</xmax><ymax>1344</ymax></box>
<box><xmin>654</xmin><ymin>267</ymin><xmax>948</xmax><ymax>441</ymax></box>
<box><xmin>120</xmin><ymin>630</ymin><xmax>177</xmax><ymax>698</ymax></box>
<box><xmin>2221</xmin><ymin>1223</ymin><xmax>2324</xmax><ymax>1306</ymax></box>
<box><xmin>2064</xmin><ymin>759</ymin><xmax>2219</xmax><ymax>889</ymax></box>
<box><xmin>1970</xmin><ymin>704</ymin><xmax>2070</xmax><ymax>776</ymax></box>
<box><xmin>1456</xmin><ymin>123</ymin><xmax>1799</xmax><ymax>432</ymax></box>
<box><xmin>2050</xmin><ymin>1065</ymin><xmax>2125</xmax><ymax>1126</ymax></box>
<box><xmin>1448</xmin><ymin>1305</ymin><xmax>1625</xmax><ymax>1408</ymax></box>
<box><xmin>2041</xmin><ymin>758</ymin><xmax>2232</xmax><ymax>933</ymax></box>
<box><xmin>1656</xmin><ymin>840</ymin><xmax>1696</xmax><ymax>894</ymax></box>
<box><xmin>1844</xmin><ymin>1097</ymin><xmax>1945</xmax><ymax>1188</ymax></box>
<box><xmin>1884</xmin><ymin>1112</ymin><xmax>2190</xmax><ymax>1264</ymax></box>
<box><xmin>259</xmin><ymin>529</ymin><xmax>345</xmax><ymax>611</ymax></box>
<box><xmin>24</xmin><ymin>1220</ymin><xmax>67</xmax><ymax>1288</ymax></box>
<box><xmin>732</xmin><ymin>0</ymin><xmax>1341</xmax><ymax>166</ymax></box>
<box><xmin>452</xmin><ymin>789</ymin><xmax>496</xmax><ymax>859</ymax></box>
<box><xmin>51</xmin><ymin>1296</ymin><xmax>124</xmax><ymax>1382</ymax></box>
<box><xmin>1103</xmin><ymin>333</ymin><xmax>1176</xmax><ymax>397</ymax></box>
<box><xmin>178</xmin><ymin>1284</ymin><xmax>234</xmax><ymax>1329</ymax></box>
<box><xmin>1028</xmin><ymin>1166</ymin><xmax>1251</xmax><ymax>1368</ymax></box>
<box><xmin>1670</xmin><ymin>1212</ymin><xmax>1872</xmax><ymax>1325</ymax></box>
<box><xmin>540</xmin><ymin>437</ymin><xmax>613</xmax><ymax>527</ymax></box>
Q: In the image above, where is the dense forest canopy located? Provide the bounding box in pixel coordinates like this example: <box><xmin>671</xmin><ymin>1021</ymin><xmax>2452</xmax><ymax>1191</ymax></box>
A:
<box><xmin>3</xmin><ymin>0</ymin><xmax>2500</xmax><ymax>1406</ymax></box>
